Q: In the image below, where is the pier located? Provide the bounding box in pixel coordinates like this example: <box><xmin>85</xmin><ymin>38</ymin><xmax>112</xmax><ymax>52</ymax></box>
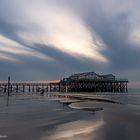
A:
<box><xmin>0</xmin><ymin>72</ymin><xmax>128</xmax><ymax>94</ymax></box>
<box><xmin>0</xmin><ymin>81</ymin><xmax>60</xmax><ymax>93</ymax></box>
<box><xmin>60</xmin><ymin>79</ymin><xmax>128</xmax><ymax>93</ymax></box>
<box><xmin>60</xmin><ymin>72</ymin><xmax>128</xmax><ymax>93</ymax></box>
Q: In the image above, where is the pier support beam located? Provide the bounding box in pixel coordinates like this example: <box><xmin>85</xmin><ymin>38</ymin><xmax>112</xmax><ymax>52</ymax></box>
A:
<box><xmin>32</xmin><ymin>85</ymin><xmax>34</xmax><ymax>93</ymax></box>
<box><xmin>28</xmin><ymin>85</ymin><xmax>30</xmax><ymax>93</ymax></box>
<box><xmin>16</xmin><ymin>84</ymin><xmax>18</xmax><ymax>93</ymax></box>
<box><xmin>23</xmin><ymin>85</ymin><xmax>25</xmax><ymax>93</ymax></box>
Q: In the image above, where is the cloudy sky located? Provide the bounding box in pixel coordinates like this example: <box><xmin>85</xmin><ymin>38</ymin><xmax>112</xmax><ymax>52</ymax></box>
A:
<box><xmin>0</xmin><ymin>0</ymin><xmax>140</xmax><ymax>84</ymax></box>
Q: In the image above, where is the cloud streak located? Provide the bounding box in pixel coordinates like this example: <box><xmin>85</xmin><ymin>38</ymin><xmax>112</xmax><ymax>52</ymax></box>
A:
<box><xmin>0</xmin><ymin>0</ymin><xmax>140</xmax><ymax>82</ymax></box>
<box><xmin>0</xmin><ymin>35</ymin><xmax>53</xmax><ymax>62</ymax></box>
<box><xmin>14</xmin><ymin>1</ymin><xmax>108</xmax><ymax>62</ymax></box>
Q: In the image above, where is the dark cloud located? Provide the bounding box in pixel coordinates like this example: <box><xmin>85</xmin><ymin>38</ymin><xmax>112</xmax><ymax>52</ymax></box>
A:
<box><xmin>0</xmin><ymin>43</ymin><xmax>107</xmax><ymax>80</ymax></box>
<box><xmin>0</xmin><ymin>0</ymin><xmax>140</xmax><ymax>82</ymax></box>
<box><xmin>61</xmin><ymin>0</ymin><xmax>140</xmax><ymax>79</ymax></box>
<box><xmin>91</xmin><ymin>13</ymin><xmax>140</xmax><ymax>70</ymax></box>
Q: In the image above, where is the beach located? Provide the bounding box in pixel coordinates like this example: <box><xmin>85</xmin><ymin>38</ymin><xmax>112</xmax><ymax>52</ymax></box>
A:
<box><xmin>0</xmin><ymin>92</ymin><xmax>140</xmax><ymax>140</ymax></box>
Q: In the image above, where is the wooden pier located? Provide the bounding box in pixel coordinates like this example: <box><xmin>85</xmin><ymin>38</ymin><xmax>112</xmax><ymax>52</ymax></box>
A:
<box><xmin>0</xmin><ymin>79</ymin><xmax>128</xmax><ymax>94</ymax></box>
<box><xmin>59</xmin><ymin>72</ymin><xmax>128</xmax><ymax>93</ymax></box>
<box><xmin>0</xmin><ymin>82</ymin><xmax>60</xmax><ymax>93</ymax></box>
<box><xmin>0</xmin><ymin>72</ymin><xmax>128</xmax><ymax>94</ymax></box>
<box><xmin>60</xmin><ymin>79</ymin><xmax>128</xmax><ymax>93</ymax></box>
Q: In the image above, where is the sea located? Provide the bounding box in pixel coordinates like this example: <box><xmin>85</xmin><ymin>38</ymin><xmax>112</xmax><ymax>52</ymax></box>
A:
<box><xmin>0</xmin><ymin>89</ymin><xmax>140</xmax><ymax>140</ymax></box>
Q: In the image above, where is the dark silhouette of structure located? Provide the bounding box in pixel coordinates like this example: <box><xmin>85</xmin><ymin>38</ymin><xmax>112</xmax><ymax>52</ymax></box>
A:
<box><xmin>59</xmin><ymin>72</ymin><xmax>128</xmax><ymax>93</ymax></box>
<box><xmin>0</xmin><ymin>72</ymin><xmax>128</xmax><ymax>93</ymax></box>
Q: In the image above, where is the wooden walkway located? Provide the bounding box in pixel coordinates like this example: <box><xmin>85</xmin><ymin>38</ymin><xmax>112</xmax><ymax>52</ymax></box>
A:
<box><xmin>0</xmin><ymin>78</ymin><xmax>128</xmax><ymax>94</ymax></box>
<box><xmin>0</xmin><ymin>82</ymin><xmax>60</xmax><ymax>93</ymax></box>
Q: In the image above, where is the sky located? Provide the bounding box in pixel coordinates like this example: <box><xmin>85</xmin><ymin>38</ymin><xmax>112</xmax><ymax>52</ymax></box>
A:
<box><xmin>0</xmin><ymin>0</ymin><xmax>140</xmax><ymax>85</ymax></box>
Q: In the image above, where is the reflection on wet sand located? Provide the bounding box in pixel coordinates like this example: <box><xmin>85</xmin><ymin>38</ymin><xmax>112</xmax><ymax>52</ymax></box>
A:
<box><xmin>68</xmin><ymin>101</ymin><xmax>140</xmax><ymax>140</ymax></box>
<box><xmin>41</xmin><ymin>120</ymin><xmax>104</xmax><ymax>140</ymax></box>
<box><xmin>0</xmin><ymin>93</ymin><xmax>140</xmax><ymax>140</ymax></box>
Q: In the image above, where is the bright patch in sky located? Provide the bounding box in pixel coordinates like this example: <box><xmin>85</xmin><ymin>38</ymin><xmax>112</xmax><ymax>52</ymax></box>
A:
<box><xmin>10</xmin><ymin>1</ymin><xmax>108</xmax><ymax>63</ymax></box>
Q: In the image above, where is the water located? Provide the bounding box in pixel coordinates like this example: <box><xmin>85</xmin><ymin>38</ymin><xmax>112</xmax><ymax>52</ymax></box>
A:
<box><xmin>80</xmin><ymin>88</ymin><xmax>140</xmax><ymax>105</ymax></box>
<box><xmin>0</xmin><ymin>90</ymin><xmax>140</xmax><ymax>140</ymax></box>
<box><xmin>94</xmin><ymin>93</ymin><xmax>140</xmax><ymax>105</ymax></box>
<box><xmin>0</xmin><ymin>93</ymin><xmax>103</xmax><ymax>140</ymax></box>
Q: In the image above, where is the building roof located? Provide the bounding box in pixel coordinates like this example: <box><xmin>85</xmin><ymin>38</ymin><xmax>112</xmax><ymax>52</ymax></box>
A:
<box><xmin>71</xmin><ymin>72</ymin><xmax>98</xmax><ymax>77</ymax></box>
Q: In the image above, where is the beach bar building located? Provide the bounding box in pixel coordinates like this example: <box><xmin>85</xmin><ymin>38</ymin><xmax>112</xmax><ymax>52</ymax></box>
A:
<box><xmin>60</xmin><ymin>72</ymin><xmax>128</xmax><ymax>93</ymax></box>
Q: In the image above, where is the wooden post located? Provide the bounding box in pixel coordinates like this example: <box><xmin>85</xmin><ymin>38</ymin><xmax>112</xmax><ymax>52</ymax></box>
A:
<box><xmin>7</xmin><ymin>76</ymin><xmax>10</xmax><ymax>96</ymax></box>
<box><xmin>126</xmin><ymin>82</ymin><xmax>128</xmax><ymax>93</ymax></box>
<box><xmin>16</xmin><ymin>84</ymin><xmax>18</xmax><ymax>93</ymax></box>
<box><xmin>36</xmin><ymin>85</ymin><xmax>38</xmax><ymax>92</ymax></box>
<box><xmin>29</xmin><ymin>85</ymin><xmax>30</xmax><ymax>92</ymax></box>
<box><xmin>4</xmin><ymin>85</ymin><xmax>6</xmax><ymax>93</ymax></box>
<box><xmin>42</xmin><ymin>84</ymin><xmax>44</xmax><ymax>92</ymax></box>
<box><xmin>50</xmin><ymin>84</ymin><xmax>52</xmax><ymax>92</ymax></box>
<box><xmin>65</xmin><ymin>83</ymin><xmax>68</xmax><ymax>93</ymax></box>
<box><xmin>10</xmin><ymin>85</ymin><xmax>12</xmax><ymax>93</ymax></box>
<box><xmin>48</xmin><ymin>84</ymin><xmax>50</xmax><ymax>92</ymax></box>
<box><xmin>32</xmin><ymin>85</ymin><xmax>34</xmax><ymax>93</ymax></box>
<box><xmin>23</xmin><ymin>85</ymin><xmax>25</xmax><ymax>93</ymax></box>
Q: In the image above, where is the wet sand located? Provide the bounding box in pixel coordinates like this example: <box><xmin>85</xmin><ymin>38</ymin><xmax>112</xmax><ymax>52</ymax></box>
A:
<box><xmin>69</xmin><ymin>101</ymin><xmax>140</xmax><ymax>140</ymax></box>
<box><xmin>0</xmin><ymin>92</ymin><xmax>140</xmax><ymax>140</ymax></box>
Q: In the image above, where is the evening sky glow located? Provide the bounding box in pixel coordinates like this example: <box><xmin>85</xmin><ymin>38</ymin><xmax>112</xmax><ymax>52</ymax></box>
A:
<box><xmin>0</xmin><ymin>0</ymin><xmax>140</xmax><ymax>85</ymax></box>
